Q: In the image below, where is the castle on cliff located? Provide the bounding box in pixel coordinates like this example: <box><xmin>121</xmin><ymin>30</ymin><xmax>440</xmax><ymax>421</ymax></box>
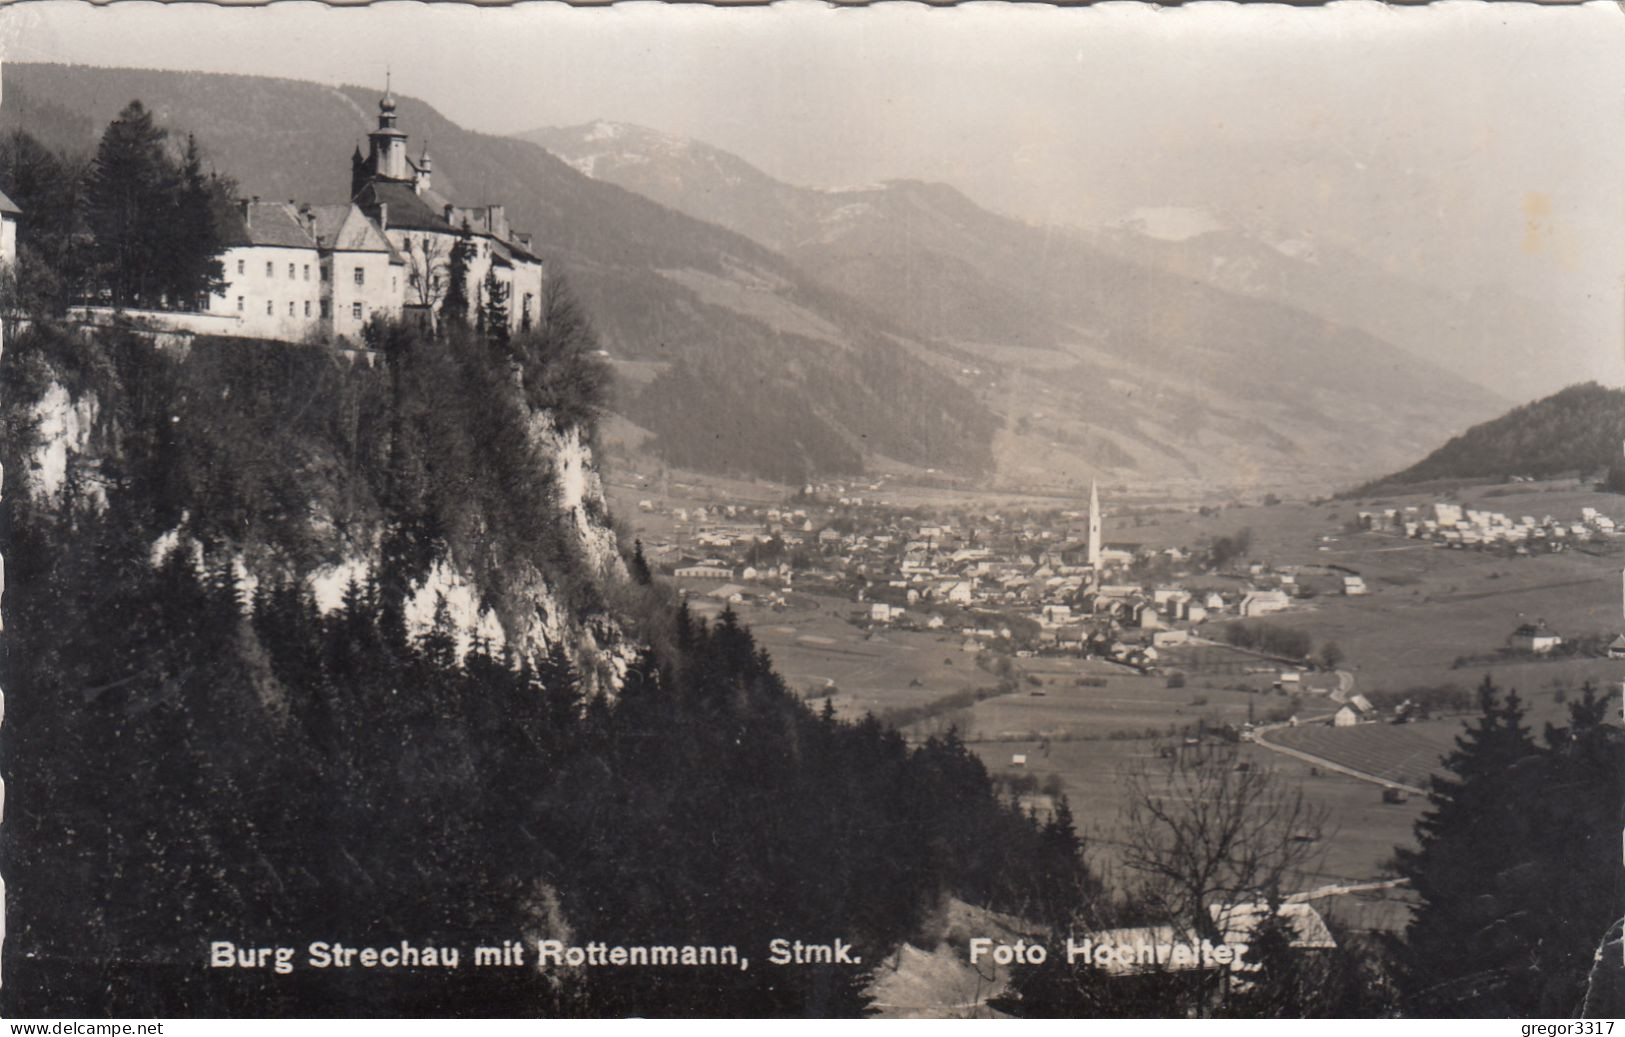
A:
<box><xmin>198</xmin><ymin>84</ymin><xmax>545</xmax><ymax>343</ymax></box>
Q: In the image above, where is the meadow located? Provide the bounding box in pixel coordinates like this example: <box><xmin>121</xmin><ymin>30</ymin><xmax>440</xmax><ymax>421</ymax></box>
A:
<box><xmin>1267</xmin><ymin>721</ymin><xmax>1463</xmax><ymax>788</ymax></box>
<box><xmin>715</xmin><ymin>593</ymin><xmax>1000</xmax><ymax>716</ymax></box>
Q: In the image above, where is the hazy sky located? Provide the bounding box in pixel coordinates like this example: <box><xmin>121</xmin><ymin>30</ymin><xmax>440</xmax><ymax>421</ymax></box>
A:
<box><xmin>4</xmin><ymin>0</ymin><xmax>1624</xmax><ymax>387</ymax></box>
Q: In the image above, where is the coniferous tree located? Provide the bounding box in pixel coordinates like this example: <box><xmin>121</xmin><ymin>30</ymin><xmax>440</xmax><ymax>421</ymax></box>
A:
<box><xmin>440</xmin><ymin>224</ymin><xmax>474</xmax><ymax>326</ymax></box>
<box><xmin>0</xmin><ymin>129</ymin><xmax>92</xmax><ymax>308</ymax></box>
<box><xmin>87</xmin><ymin>101</ymin><xmax>177</xmax><ymax>307</ymax></box>
<box><xmin>1392</xmin><ymin>676</ymin><xmax>1539</xmax><ymax>1014</ymax></box>
<box><xmin>629</xmin><ymin>538</ymin><xmax>653</xmax><ymax>585</ymax></box>
<box><xmin>166</xmin><ymin>134</ymin><xmax>228</xmax><ymax>308</ymax></box>
<box><xmin>481</xmin><ymin>266</ymin><xmax>510</xmax><ymax>345</ymax></box>
<box><xmin>85</xmin><ymin>104</ymin><xmax>227</xmax><ymax>310</ymax></box>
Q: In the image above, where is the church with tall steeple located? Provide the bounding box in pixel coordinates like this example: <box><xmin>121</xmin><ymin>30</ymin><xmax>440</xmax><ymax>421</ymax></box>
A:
<box><xmin>1087</xmin><ymin>479</ymin><xmax>1103</xmax><ymax>572</ymax></box>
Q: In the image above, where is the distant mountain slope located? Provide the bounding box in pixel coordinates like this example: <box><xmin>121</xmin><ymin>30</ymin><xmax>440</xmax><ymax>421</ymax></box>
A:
<box><xmin>1</xmin><ymin>63</ymin><xmax>996</xmax><ymax>484</ymax></box>
<box><xmin>528</xmin><ymin>121</ymin><xmax>1509</xmax><ymax>494</ymax></box>
<box><xmin>1081</xmin><ymin>218</ymin><xmax>1581</xmax><ymax>403</ymax></box>
<box><xmin>0</xmin><ymin>69</ymin><xmax>1509</xmax><ymax>493</ymax></box>
<box><xmin>529</xmin><ymin>122</ymin><xmax>1571</xmax><ymax>405</ymax></box>
<box><xmin>1357</xmin><ymin>382</ymin><xmax>1625</xmax><ymax>491</ymax></box>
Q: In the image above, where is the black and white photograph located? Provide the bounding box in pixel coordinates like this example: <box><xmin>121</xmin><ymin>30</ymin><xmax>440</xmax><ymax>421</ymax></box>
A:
<box><xmin>0</xmin><ymin>0</ymin><xmax>1622</xmax><ymax>1019</ymax></box>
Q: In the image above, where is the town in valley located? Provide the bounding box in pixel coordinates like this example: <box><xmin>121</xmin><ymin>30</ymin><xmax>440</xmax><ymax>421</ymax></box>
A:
<box><xmin>603</xmin><ymin>457</ymin><xmax>1625</xmax><ymax>929</ymax></box>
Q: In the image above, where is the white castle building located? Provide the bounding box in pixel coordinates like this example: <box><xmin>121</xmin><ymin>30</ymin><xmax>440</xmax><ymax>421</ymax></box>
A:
<box><xmin>0</xmin><ymin>186</ymin><xmax>19</xmax><ymax>267</ymax></box>
<box><xmin>199</xmin><ymin>85</ymin><xmax>545</xmax><ymax>343</ymax></box>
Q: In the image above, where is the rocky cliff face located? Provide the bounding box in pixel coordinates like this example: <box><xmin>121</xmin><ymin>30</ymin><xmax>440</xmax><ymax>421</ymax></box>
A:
<box><xmin>10</xmin><ymin>321</ymin><xmax>634</xmax><ymax>695</ymax></box>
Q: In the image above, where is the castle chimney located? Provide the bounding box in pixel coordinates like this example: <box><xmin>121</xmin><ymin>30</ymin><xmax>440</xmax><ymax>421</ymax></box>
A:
<box><xmin>376</xmin><ymin>202</ymin><xmax>388</xmax><ymax>230</ymax></box>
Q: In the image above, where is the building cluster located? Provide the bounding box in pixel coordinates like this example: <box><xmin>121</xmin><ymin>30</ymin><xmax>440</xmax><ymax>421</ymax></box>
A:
<box><xmin>1358</xmin><ymin>501</ymin><xmax>1619</xmax><ymax>548</ymax></box>
<box><xmin>645</xmin><ymin>482</ymin><xmax>1323</xmax><ymax>671</ymax></box>
<box><xmin>88</xmin><ymin>86</ymin><xmax>545</xmax><ymax>344</ymax></box>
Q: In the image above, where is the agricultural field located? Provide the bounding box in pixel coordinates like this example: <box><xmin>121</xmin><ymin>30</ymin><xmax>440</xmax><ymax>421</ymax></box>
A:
<box><xmin>920</xmin><ymin>659</ymin><xmax>1260</xmax><ymax>742</ymax></box>
<box><xmin>964</xmin><ymin>734</ymin><xmax>1428</xmax><ymax>932</ymax></box>
<box><xmin>1265</xmin><ymin>721</ymin><xmax>1463</xmax><ymax>788</ymax></box>
<box><xmin>1205</xmin><ymin>542</ymin><xmax>1621</xmax><ymax>731</ymax></box>
<box><xmin>939</xmin><ymin>663</ymin><xmax>1433</xmax><ymax>929</ymax></box>
<box><xmin>697</xmin><ymin>592</ymin><xmax>999</xmax><ymax>717</ymax></box>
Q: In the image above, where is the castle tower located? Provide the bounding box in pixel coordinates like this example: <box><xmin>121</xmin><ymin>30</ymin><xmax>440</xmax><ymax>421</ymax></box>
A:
<box><xmin>366</xmin><ymin>82</ymin><xmax>409</xmax><ymax>182</ymax></box>
<box><xmin>1087</xmin><ymin>479</ymin><xmax>1103</xmax><ymax>570</ymax></box>
<box><xmin>413</xmin><ymin>145</ymin><xmax>433</xmax><ymax>196</ymax></box>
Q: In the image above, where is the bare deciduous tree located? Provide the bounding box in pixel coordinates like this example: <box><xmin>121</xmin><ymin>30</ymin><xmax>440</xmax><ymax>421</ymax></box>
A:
<box><xmin>403</xmin><ymin>233</ymin><xmax>450</xmax><ymax>315</ymax></box>
<box><xmin>1121</xmin><ymin>743</ymin><xmax>1330</xmax><ymax>943</ymax></box>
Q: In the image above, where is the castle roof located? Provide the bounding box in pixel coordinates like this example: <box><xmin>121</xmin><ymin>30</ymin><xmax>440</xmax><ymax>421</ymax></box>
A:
<box><xmin>221</xmin><ymin>200</ymin><xmax>317</xmax><ymax>250</ymax></box>
<box><xmin>307</xmin><ymin>203</ymin><xmax>404</xmax><ymax>264</ymax></box>
<box><xmin>353</xmin><ymin>179</ymin><xmax>453</xmax><ymax>233</ymax></box>
<box><xmin>0</xmin><ymin>187</ymin><xmax>19</xmax><ymax>215</ymax></box>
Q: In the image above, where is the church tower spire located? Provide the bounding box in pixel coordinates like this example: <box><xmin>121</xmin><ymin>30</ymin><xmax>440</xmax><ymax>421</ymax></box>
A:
<box><xmin>1087</xmin><ymin>479</ymin><xmax>1103</xmax><ymax>571</ymax></box>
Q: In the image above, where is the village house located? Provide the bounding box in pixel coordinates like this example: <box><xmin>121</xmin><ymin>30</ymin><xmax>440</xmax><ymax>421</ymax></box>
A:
<box><xmin>673</xmin><ymin>560</ymin><xmax>735</xmax><ymax>581</ymax></box>
<box><xmin>1333</xmin><ymin>696</ymin><xmax>1376</xmax><ymax>727</ymax></box>
<box><xmin>1239</xmin><ymin>589</ymin><xmax>1291</xmax><ymax>617</ymax></box>
<box><xmin>1509</xmin><ymin>622</ymin><xmax>1562</xmax><ymax>654</ymax></box>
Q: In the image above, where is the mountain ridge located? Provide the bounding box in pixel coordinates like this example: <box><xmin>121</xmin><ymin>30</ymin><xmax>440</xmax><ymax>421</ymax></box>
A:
<box><xmin>528</xmin><ymin>118</ymin><xmax>1509</xmax><ymax>494</ymax></box>
<box><xmin>1353</xmin><ymin>381</ymin><xmax>1625</xmax><ymax>494</ymax></box>
<box><xmin>0</xmin><ymin>65</ymin><xmax>1507</xmax><ymax>494</ymax></box>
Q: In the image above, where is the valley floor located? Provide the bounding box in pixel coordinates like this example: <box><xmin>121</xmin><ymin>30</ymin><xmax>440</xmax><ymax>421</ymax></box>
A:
<box><xmin>613</xmin><ymin>470</ymin><xmax>1625</xmax><ymax>937</ymax></box>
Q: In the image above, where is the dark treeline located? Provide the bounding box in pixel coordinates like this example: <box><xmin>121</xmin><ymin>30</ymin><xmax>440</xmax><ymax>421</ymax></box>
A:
<box><xmin>1391</xmin><ymin>678</ymin><xmax>1623</xmax><ymax>1016</ymax></box>
<box><xmin>0</xmin><ymin>102</ymin><xmax>234</xmax><ymax>316</ymax></box>
<box><xmin>1352</xmin><ymin>381</ymin><xmax>1625</xmax><ymax>493</ymax></box>
<box><xmin>1221</xmin><ymin>619</ymin><xmax>1314</xmax><ymax>661</ymax></box>
<box><xmin>0</xmin><ymin>313</ymin><xmax>1085</xmax><ymax>1016</ymax></box>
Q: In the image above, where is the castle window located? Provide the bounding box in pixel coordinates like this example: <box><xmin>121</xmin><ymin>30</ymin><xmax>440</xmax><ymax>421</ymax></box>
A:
<box><xmin>321</xmin><ymin>300</ymin><xmax>330</xmax><ymax>318</ymax></box>
<box><xmin>289</xmin><ymin>301</ymin><xmax>296</xmax><ymax>316</ymax></box>
<box><xmin>354</xmin><ymin>266</ymin><xmax>365</xmax><ymax>286</ymax></box>
<box><xmin>289</xmin><ymin>263</ymin><xmax>296</xmax><ymax>279</ymax></box>
<box><xmin>321</xmin><ymin>264</ymin><xmax>329</xmax><ymax>282</ymax></box>
<box><xmin>237</xmin><ymin>259</ymin><xmax>245</xmax><ymax>275</ymax></box>
<box><xmin>266</xmin><ymin>261</ymin><xmax>273</xmax><ymax>277</ymax></box>
<box><xmin>237</xmin><ymin>296</ymin><xmax>244</xmax><ymax>312</ymax></box>
<box><xmin>266</xmin><ymin>300</ymin><xmax>274</xmax><ymax>315</ymax></box>
<box><xmin>304</xmin><ymin>300</ymin><xmax>311</xmax><ymax>317</ymax></box>
<box><xmin>304</xmin><ymin>265</ymin><xmax>311</xmax><ymax>281</ymax></box>
<box><xmin>352</xmin><ymin>302</ymin><xmax>363</xmax><ymax>320</ymax></box>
